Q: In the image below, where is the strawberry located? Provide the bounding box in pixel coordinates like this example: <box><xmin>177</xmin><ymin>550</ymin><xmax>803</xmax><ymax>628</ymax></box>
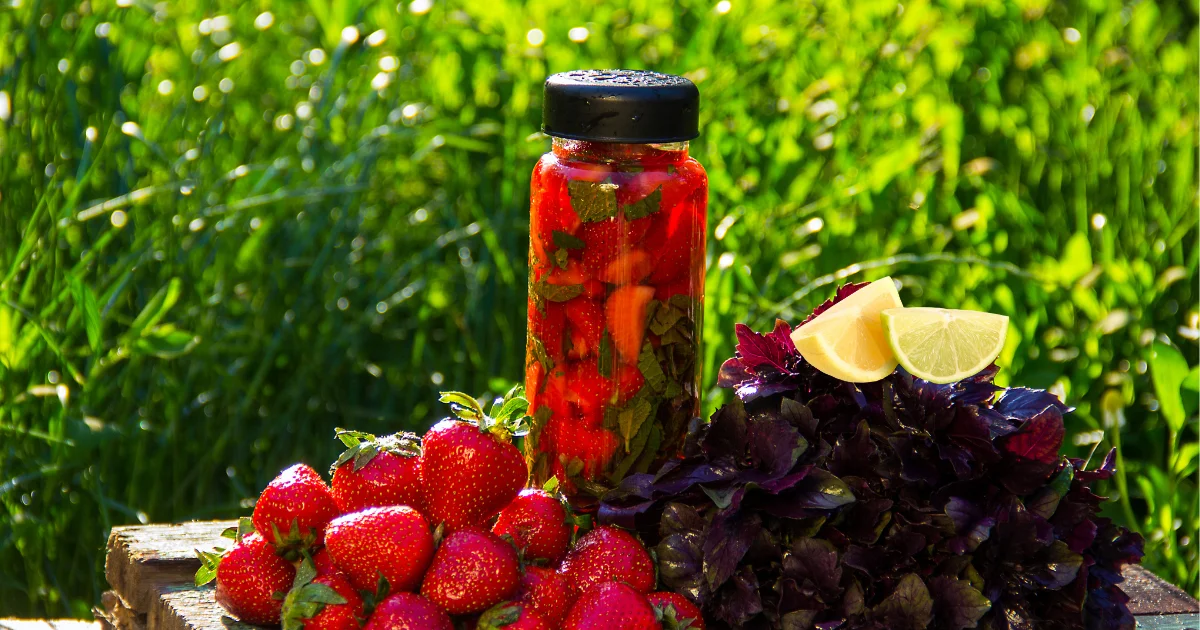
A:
<box><xmin>476</xmin><ymin>601</ymin><xmax>550</xmax><ymax>630</ymax></box>
<box><xmin>579</xmin><ymin>217</ymin><xmax>652</xmax><ymax>276</ymax></box>
<box><xmin>531</xmin><ymin>162</ymin><xmax>582</xmax><ymax>272</ymax></box>
<box><xmin>653</xmin><ymin>276</ymin><xmax>697</xmax><ymax>303</ymax></box>
<box><xmin>421</xmin><ymin>527</ymin><xmax>521</xmax><ymax>615</ymax></box>
<box><xmin>605</xmin><ymin>285</ymin><xmax>656</xmax><ymax>364</ymax></box>
<box><xmin>559</xmin><ymin>526</ymin><xmax>656</xmax><ymax>596</ymax></box>
<box><xmin>363</xmin><ymin>593</ymin><xmax>453</xmax><ymax>630</ymax></box>
<box><xmin>566</xmin><ymin>360</ymin><xmax>612</xmax><ymax>417</ymax></box>
<box><xmin>646</xmin><ymin>592</ymin><xmax>705</xmax><ymax>629</ymax></box>
<box><xmin>329</xmin><ymin>429</ymin><xmax>425</xmax><ymax>515</ymax></box>
<box><xmin>423</xmin><ymin>392</ymin><xmax>528</xmax><ymax>531</ymax></box>
<box><xmin>600</xmin><ymin>249</ymin><xmax>654</xmax><ymax>286</ymax></box>
<box><xmin>562</xmin><ymin>582</ymin><xmax>659</xmax><ymax>630</ymax></box>
<box><xmin>518</xmin><ymin>566</ymin><xmax>575</xmax><ymax>628</ymax></box>
<box><xmin>645</xmin><ymin>188</ymin><xmax>705</xmax><ymax>285</ymax></box>
<box><xmin>564</xmin><ymin>298</ymin><xmax>604</xmax><ymax>360</ymax></box>
<box><xmin>252</xmin><ymin>464</ymin><xmax>339</xmax><ymax>551</ymax></box>
<box><xmin>281</xmin><ymin>563</ymin><xmax>364</xmax><ymax>630</ymax></box>
<box><xmin>213</xmin><ymin>532</ymin><xmax>296</xmax><ymax>626</ymax></box>
<box><xmin>614</xmin><ymin>363</ymin><xmax>646</xmax><ymax>406</ymax></box>
<box><xmin>545</xmin><ymin>420</ymin><xmax>620</xmax><ymax>482</ymax></box>
<box><xmin>310</xmin><ymin>548</ymin><xmax>339</xmax><ymax>576</ymax></box>
<box><xmin>492</xmin><ymin>489</ymin><xmax>571</xmax><ymax>564</ymax></box>
<box><xmin>324</xmin><ymin>505</ymin><xmax>434</xmax><ymax>592</ymax></box>
<box><xmin>530</xmin><ymin>299</ymin><xmax>566</xmax><ymax>365</ymax></box>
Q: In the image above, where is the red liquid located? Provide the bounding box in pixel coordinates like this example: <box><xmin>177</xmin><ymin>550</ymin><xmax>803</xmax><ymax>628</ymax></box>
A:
<box><xmin>524</xmin><ymin>140</ymin><xmax>707</xmax><ymax>502</ymax></box>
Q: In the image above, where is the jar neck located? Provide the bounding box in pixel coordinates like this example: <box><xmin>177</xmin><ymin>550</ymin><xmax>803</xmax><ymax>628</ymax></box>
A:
<box><xmin>551</xmin><ymin>137</ymin><xmax>689</xmax><ymax>166</ymax></box>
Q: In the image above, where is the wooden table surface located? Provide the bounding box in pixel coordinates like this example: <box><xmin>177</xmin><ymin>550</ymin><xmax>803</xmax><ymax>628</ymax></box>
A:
<box><xmin>95</xmin><ymin>520</ymin><xmax>1198</xmax><ymax>630</ymax></box>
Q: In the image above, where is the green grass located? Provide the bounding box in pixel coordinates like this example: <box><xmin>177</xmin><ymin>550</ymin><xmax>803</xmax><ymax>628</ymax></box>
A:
<box><xmin>0</xmin><ymin>0</ymin><xmax>1196</xmax><ymax>616</ymax></box>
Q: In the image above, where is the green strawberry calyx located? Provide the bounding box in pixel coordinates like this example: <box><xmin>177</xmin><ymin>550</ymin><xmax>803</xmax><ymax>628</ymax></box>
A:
<box><xmin>439</xmin><ymin>386</ymin><xmax>532</xmax><ymax>441</ymax></box>
<box><xmin>653</xmin><ymin>600</ymin><xmax>701</xmax><ymax>630</ymax></box>
<box><xmin>476</xmin><ymin>602</ymin><xmax>524</xmax><ymax>629</ymax></box>
<box><xmin>330</xmin><ymin>428</ymin><xmax>422</xmax><ymax>475</ymax></box>
<box><xmin>194</xmin><ymin>516</ymin><xmax>256</xmax><ymax>586</ymax></box>
<box><xmin>280</xmin><ymin>554</ymin><xmax>348</xmax><ymax>630</ymax></box>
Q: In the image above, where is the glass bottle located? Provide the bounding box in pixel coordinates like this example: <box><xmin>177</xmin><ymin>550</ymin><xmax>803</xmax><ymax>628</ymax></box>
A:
<box><xmin>523</xmin><ymin>70</ymin><xmax>708</xmax><ymax>505</ymax></box>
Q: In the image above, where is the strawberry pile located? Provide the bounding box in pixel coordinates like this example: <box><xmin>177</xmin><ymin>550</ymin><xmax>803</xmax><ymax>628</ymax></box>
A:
<box><xmin>197</xmin><ymin>389</ymin><xmax>706</xmax><ymax>630</ymax></box>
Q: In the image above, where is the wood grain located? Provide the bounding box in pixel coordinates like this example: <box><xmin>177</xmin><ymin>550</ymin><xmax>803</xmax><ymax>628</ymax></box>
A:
<box><xmin>104</xmin><ymin>521</ymin><xmax>235</xmax><ymax>630</ymax></box>
<box><xmin>0</xmin><ymin>622</ymin><xmax>98</xmax><ymax>630</ymax></box>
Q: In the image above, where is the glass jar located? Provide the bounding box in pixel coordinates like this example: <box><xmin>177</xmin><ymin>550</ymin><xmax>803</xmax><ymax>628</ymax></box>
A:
<box><xmin>523</xmin><ymin>70</ymin><xmax>708</xmax><ymax>504</ymax></box>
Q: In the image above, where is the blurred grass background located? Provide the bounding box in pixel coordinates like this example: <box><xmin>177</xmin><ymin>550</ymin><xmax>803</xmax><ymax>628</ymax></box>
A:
<box><xmin>0</xmin><ymin>0</ymin><xmax>1197</xmax><ymax>617</ymax></box>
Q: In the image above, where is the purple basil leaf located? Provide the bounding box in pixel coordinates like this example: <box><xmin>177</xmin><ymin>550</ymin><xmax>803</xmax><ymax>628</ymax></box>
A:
<box><xmin>782</xmin><ymin>538</ymin><xmax>842</xmax><ymax>602</ymax></box>
<box><xmin>799</xmin><ymin>282</ymin><xmax>869</xmax><ymax>327</ymax></box>
<box><xmin>732</xmin><ymin>322</ymin><xmax>795</xmax><ymax>373</ymax></box>
<box><xmin>717</xmin><ymin>356</ymin><xmax>754</xmax><ymax>389</ymax></box>
<box><xmin>703</xmin><ymin>497</ymin><xmax>760</xmax><ymax>590</ymax></box>
<box><xmin>657</xmin><ymin>530</ymin><xmax>708</xmax><ymax>604</ymax></box>
<box><xmin>994</xmin><ymin>387</ymin><xmax>1071</xmax><ymax>419</ymax></box>
<box><xmin>870</xmin><ymin>574</ymin><xmax>933</xmax><ymax>630</ymax></box>
<box><xmin>745</xmin><ymin>413</ymin><xmax>806</xmax><ymax>481</ymax></box>
<box><xmin>999</xmin><ymin>407</ymin><xmax>1065</xmax><ymax>464</ymax></box>
<box><xmin>929</xmin><ymin>576</ymin><xmax>992</xmax><ymax>630</ymax></box>
<box><xmin>703</xmin><ymin>398</ymin><xmax>749</xmax><ymax>460</ymax></box>
<box><xmin>1031</xmin><ymin>540</ymin><xmax>1083</xmax><ymax>589</ymax></box>
<box><xmin>713</xmin><ymin>565</ymin><xmax>764</xmax><ymax>626</ymax></box>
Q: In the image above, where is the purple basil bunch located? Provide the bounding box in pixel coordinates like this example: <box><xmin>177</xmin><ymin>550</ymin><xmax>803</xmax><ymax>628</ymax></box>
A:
<box><xmin>599</xmin><ymin>285</ymin><xmax>1144</xmax><ymax>630</ymax></box>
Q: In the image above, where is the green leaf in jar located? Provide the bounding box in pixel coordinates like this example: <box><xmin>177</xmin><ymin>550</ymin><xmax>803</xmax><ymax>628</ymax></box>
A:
<box><xmin>638</xmin><ymin>341</ymin><xmax>668</xmax><ymax>393</ymax></box>
<box><xmin>526</xmin><ymin>404</ymin><xmax>552</xmax><ymax>451</ymax></box>
<box><xmin>553</xmin><ymin>249</ymin><xmax>569</xmax><ymax>270</ymax></box>
<box><xmin>568</xmin><ymin>179</ymin><xmax>620</xmax><ymax>222</ymax></box>
<box><xmin>532</xmin><ymin>280</ymin><xmax>584</xmax><ymax>302</ymax></box>
<box><xmin>597</xmin><ymin>330</ymin><xmax>614</xmax><ymax>378</ymax></box>
<box><xmin>552</xmin><ymin>230</ymin><xmax>586</xmax><ymax>250</ymax></box>
<box><xmin>617</xmin><ymin>395</ymin><xmax>653</xmax><ymax>452</ymax></box>
<box><xmin>621</xmin><ymin>186</ymin><xmax>663</xmax><ymax>221</ymax></box>
<box><xmin>648</xmin><ymin>300</ymin><xmax>687</xmax><ymax>336</ymax></box>
<box><xmin>531</xmin><ymin>337</ymin><xmax>555</xmax><ymax>373</ymax></box>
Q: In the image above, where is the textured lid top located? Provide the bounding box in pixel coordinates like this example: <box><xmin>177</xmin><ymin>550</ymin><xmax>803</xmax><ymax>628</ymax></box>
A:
<box><xmin>542</xmin><ymin>69</ymin><xmax>700</xmax><ymax>143</ymax></box>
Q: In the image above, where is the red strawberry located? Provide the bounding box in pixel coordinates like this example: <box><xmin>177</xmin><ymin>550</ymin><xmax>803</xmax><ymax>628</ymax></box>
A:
<box><xmin>566</xmin><ymin>360</ymin><xmax>612</xmax><ymax>417</ymax></box>
<box><xmin>605</xmin><ymin>286</ymin><xmax>656</xmax><ymax>364</ymax></box>
<box><xmin>213</xmin><ymin>532</ymin><xmax>296</xmax><ymax>625</ymax></box>
<box><xmin>330</xmin><ymin>430</ymin><xmax>425</xmax><ymax>515</ymax></box>
<box><xmin>530</xmin><ymin>299</ymin><xmax>566</xmax><ymax>365</ymax></box>
<box><xmin>324</xmin><ymin>506</ymin><xmax>434</xmax><ymax>592</ymax></box>
<box><xmin>653</xmin><ymin>276</ymin><xmax>697</xmax><ymax>302</ymax></box>
<box><xmin>253</xmin><ymin>464</ymin><xmax>339</xmax><ymax>550</ymax></box>
<box><xmin>531</xmin><ymin>162</ymin><xmax>581</xmax><ymax>271</ymax></box>
<box><xmin>645</xmin><ymin>188</ymin><xmax>705</xmax><ymax>285</ymax></box>
<box><xmin>518</xmin><ymin>566</ymin><xmax>575</xmax><ymax>627</ymax></box>
<box><xmin>579</xmin><ymin>217</ymin><xmax>652</xmax><ymax>276</ymax></box>
<box><xmin>646</xmin><ymin>592</ymin><xmax>705</xmax><ymax>629</ymax></box>
<box><xmin>282</xmin><ymin>570</ymin><xmax>364</xmax><ymax>630</ymax></box>
<box><xmin>423</xmin><ymin>393</ymin><xmax>528</xmax><ymax>531</ymax></box>
<box><xmin>562</xmin><ymin>582</ymin><xmax>659</xmax><ymax>630</ymax></box>
<box><xmin>493</xmin><ymin>489</ymin><xmax>571</xmax><ymax>564</ymax></box>
<box><xmin>559</xmin><ymin>526</ymin><xmax>656</xmax><ymax>596</ymax></box>
<box><xmin>600</xmin><ymin>249</ymin><xmax>654</xmax><ymax>285</ymax></box>
<box><xmin>615</xmin><ymin>363</ymin><xmax>645</xmax><ymax>406</ymax></box>
<box><xmin>363</xmin><ymin>593</ymin><xmax>452</xmax><ymax>630</ymax></box>
<box><xmin>476</xmin><ymin>601</ymin><xmax>550</xmax><ymax>630</ymax></box>
<box><xmin>421</xmin><ymin>527</ymin><xmax>520</xmax><ymax>615</ymax></box>
<box><xmin>310</xmin><ymin>548</ymin><xmax>339</xmax><ymax>576</ymax></box>
<box><xmin>545</xmin><ymin>420</ymin><xmax>620</xmax><ymax>481</ymax></box>
<box><xmin>564</xmin><ymin>299</ymin><xmax>604</xmax><ymax>360</ymax></box>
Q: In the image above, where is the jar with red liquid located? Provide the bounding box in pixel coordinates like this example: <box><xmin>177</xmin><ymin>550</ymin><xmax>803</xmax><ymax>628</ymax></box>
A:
<box><xmin>523</xmin><ymin>70</ymin><xmax>707</xmax><ymax>503</ymax></box>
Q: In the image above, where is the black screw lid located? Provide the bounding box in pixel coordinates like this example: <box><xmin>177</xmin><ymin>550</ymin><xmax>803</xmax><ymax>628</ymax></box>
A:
<box><xmin>542</xmin><ymin>69</ymin><xmax>700</xmax><ymax>143</ymax></box>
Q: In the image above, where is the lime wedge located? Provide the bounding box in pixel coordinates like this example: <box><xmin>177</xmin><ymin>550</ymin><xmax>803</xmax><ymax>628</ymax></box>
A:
<box><xmin>881</xmin><ymin>307</ymin><xmax>1009</xmax><ymax>384</ymax></box>
<box><xmin>791</xmin><ymin>278</ymin><xmax>903</xmax><ymax>382</ymax></box>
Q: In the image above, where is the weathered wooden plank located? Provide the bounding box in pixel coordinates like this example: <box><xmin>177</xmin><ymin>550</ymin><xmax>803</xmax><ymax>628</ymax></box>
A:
<box><xmin>104</xmin><ymin>521</ymin><xmax>235</xmax><ymax>630</ymax></box>
<box><xmin>1126</xmin><ymin>564</ymin><xmax>1200</xmax><ymax>616</ymax></box>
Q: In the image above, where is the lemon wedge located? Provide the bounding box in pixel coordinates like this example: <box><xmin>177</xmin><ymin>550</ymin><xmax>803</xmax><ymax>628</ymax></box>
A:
<box><xmin>791</xmin><ymin>278</ymin><xmax>903</xmax><ymax>382</ymax></box>
<box><xmin>881</xmin><ymin>307</ymin><xmax>1009</xmax><ymax>384</ymax></box>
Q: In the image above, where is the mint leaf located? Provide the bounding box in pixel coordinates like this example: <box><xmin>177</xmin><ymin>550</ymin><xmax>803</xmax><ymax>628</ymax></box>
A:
<box><xmin>617</xmin><ymin>395</ymin><xmax>653</xmax><ymax>451</ymax></box>
<box><xmin>533</xmin><ymin>280</ymin><xmax>584</xmax><ymax>302</ymax></box>
<box><xmin>597</xmin><ymin>331</ymin><xmax>614</xmax><ymax>378</ymax></box>
<box><xmin>552</xmin><ymin>230</ymin><xmax>586</xmax><ymax>250</ymax></box>
<box><xmin>622</xmin><ymin>187</ymin><xmax>663</xmax><ymax>220</ymax></box>
<box><xmin>638</xmin><ymin>342</ymin><xmax>668</xmax><ymax>393</ymax></box>
<box><xmin>553</xmin><ymin>249</ymin><xmax>569</xmax><ymax>269</ymax></box>
<box><xmin>532</xmin><ymin>336</ymin><xmax>555</xmax><ymax>372</ymax></box>
<box><xmin>568</xmin><ymin>180</ymin><xmax>619</xmax><ymax>222</ymax></box>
